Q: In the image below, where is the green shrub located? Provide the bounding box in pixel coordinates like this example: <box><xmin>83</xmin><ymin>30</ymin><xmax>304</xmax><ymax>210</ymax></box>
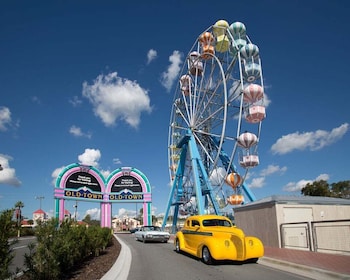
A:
<box><xmin>0</xmin><ymin>209</ymin><xmax>17</xmax><ymax>279</ymax></box>
<box><xmin>23</xmin><ymin>218</ymin><xmax>113</xmax><ymax>279</ymax></box>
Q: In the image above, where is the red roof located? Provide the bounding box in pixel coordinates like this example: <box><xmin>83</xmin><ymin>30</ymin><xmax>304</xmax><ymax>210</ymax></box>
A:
<box><xmin>34</xmin><ymin>209</ymin><xmax>46</xmax><ymax>214</ymax></box>
<box><xmin>21</xmin><ymin>220</ymin><xmax>30</xmax><ymax>225</ymax></box>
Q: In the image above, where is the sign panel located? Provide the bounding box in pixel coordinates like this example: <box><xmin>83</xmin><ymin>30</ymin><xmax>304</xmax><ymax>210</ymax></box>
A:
<box><xmin>65</xmin><ymin>171</ymin><xmax>102</xmax><ymax>192</ymax></box>
<box><xmin>64</xmin><ymin>188</ymin><xmax>103</xmax><ymax>200</ymax></box>
<box><xmin>110</xmin><ymin>175</ymin><xmax>142</xmax><ymax>192</ymax></box>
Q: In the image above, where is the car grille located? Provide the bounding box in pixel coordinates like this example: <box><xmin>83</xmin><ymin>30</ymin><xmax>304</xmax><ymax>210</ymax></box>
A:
<box><xmin>231</xmin><ymin>235</ymin><xmax>244</xmax><ymax>259</ymax></box>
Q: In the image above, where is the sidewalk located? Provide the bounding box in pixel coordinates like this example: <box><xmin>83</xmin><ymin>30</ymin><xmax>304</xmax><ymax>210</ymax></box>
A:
<box><xmin>259</xmin><ymin>246</ymin><xmax>350</xmax><ymax>279</ymax></box>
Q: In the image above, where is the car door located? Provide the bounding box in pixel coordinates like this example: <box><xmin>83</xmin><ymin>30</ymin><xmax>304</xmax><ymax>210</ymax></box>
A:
<box><xmin>183</xmin><ymin>218</ymin><xmax>201</xmax><ymax>252</ymax></box>
<box><xmin>190</xmin><ymin>219</ymin><xmax>205</xmax><ymax>250</ymax></box>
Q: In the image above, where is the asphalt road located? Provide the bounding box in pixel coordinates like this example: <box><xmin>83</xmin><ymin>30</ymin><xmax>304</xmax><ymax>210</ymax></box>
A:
<box><xmin>118</xmin><ymin>233</ymin><xmax>311</xmax><ymax>280</ymax></box>
<box><xmin>9</xmin><ymin>236</ymin><xmax>36</xmax><ymax>276</ymax></box>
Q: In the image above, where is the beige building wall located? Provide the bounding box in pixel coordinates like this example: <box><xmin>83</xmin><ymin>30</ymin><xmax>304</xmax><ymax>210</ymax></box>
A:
<box><xmin>234</xmin><ymin>197</ymin><xmax>350</xmax><ymax>252</ymax></box>
<box><xmin>234</xmin><ymin>204</ymin><xmax>280</xmax><ymax>247</ymax></box>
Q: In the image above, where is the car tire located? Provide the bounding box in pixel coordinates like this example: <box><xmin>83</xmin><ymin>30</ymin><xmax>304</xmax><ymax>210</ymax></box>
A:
<box><xmin>175</xmin><ymin>239</ymin><xmax>181</xmax><ymax>253</ymax></box>
<box><xmin>142</xmin><ymin>237</ymin><xmax>147</xmax><ymax>243</ymax></box>
<box><xmin>248</xmin><ymin>258</ymin><xmax>258</xmax><ymax>263</ymax></box>
<box><xmin>202</xmin><ymin>246</ymin><xmax>213</xmax><ymax>265</ymax></box>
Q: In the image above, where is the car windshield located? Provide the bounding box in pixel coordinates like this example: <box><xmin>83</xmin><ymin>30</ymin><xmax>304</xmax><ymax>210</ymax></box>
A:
<box><xmin>143</xmin><ymin>226</ymin><xmax>161</xmax><ymax>231</ymax></box>
<box><xmin>202</xmin><ymin>219</ymin><xmax>232</xmax><ymax>227</ymax></box>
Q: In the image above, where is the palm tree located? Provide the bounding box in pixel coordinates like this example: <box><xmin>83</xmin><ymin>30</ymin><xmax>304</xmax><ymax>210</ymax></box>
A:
<box><xmin>14</xmin><ymin>201</ymin><xmax>24</xmax><ymax>237</ymax></box>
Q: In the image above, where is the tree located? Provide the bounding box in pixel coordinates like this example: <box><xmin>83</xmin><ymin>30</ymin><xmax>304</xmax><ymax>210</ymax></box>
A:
<box><xmin>82</xmin><ymin>214</ymin><xmax>100</xmax><ymax>226</ymax></box>
<box><xmin>14</xmin><ymin>201</ymin><xmax>24</xmax><ymax>237</ymax></box>
<box><xmin>0</xmin><ymin>209</ymin><xmax>17</xmax><ymax>279</ymax></box>
<box><xmin>82</xmin><ymin>214</ymin><xmax>92</xmax><ymax>224</ymax></box>
<box><xmin>301</xmin><ymin>180</ymin><xmax>330</xmax><ymax>196</ymax></box>
<box><xmin>301</xmin><ymin>179</ymin><xmax>350</xmax><ymax>199</ymax></box>
<box><xmin>330</xmin><ymin>180</ymin><xmax>350</xmax><ymax>199</ymax></box>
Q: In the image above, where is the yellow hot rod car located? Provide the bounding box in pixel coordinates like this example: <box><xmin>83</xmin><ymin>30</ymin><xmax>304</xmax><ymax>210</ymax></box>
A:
<box><xmin>174</xmin><ymin>215</ymin><xmax>264</xmax><ymax>264</ymax></box>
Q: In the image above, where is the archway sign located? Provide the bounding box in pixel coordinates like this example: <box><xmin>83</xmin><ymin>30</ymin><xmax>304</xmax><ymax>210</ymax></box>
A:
<box><xmin>54</xmin><ymin>164</ymin><xmax>152</xmax><ymax>227</ymax></box>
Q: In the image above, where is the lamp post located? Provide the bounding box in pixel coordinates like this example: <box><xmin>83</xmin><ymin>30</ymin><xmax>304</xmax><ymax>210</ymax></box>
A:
<box><xmin>35</xmin><ymin>196</ymin><xmax>45</xmax><ymax>209</ymax></box>
<box><xmin>73</xmin><ymin>201</ymin><xmax>78</xmax><ymax>221</ymax></box>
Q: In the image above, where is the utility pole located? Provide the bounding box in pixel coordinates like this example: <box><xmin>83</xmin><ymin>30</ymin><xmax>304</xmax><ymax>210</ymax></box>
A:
<box><xmin>35</xmin><ymin>196</ymin><xmax>45</xmax><ymax>209</ymax></box>
<box><xmin>73</xmin><ymin>201</ymin><xmax>78</xmax><ymax>221</ymax></box>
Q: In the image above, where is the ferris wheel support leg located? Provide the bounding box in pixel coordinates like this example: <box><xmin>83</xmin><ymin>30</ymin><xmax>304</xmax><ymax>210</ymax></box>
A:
<box><xmin>188</xmin><ymin>133</ymin><xmax>221</xmax><ymax>215</ymax></box>
<box><xmin>162</xmin><ymin>139</ymin><xmax>188</xmax><ymax>233</ymax></box>
<box><xmin>242</xmin><ymin>181</ymin><xmax>256</xmax><ymax>202</ymax></box>
<box><xmin>161</xmin><ymin>177</ymin><xmax>177</xmax><ymax>232</ymax></box>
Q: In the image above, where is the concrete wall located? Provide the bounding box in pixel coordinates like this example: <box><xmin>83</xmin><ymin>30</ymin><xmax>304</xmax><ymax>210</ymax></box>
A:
<box><xmin>235</xmin><ymin>201</ymin><xmax>350</xmax><ymax>252</ymax></box>
<box><xmin>234</xmin><ymin>203</ymin><xmax>280</xmax><ymax>247</ymax></box>
<box><xmin>276</xmin><ymin>204</ymin><xmax>350</xmax><ymax>223</ymax></box>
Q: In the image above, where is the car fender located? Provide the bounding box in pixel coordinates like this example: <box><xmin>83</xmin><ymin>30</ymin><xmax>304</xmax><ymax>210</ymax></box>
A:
<box><xmin>175</xmin><ymin>231</ymin><xmax>185</xmax><ymax>250</ymax></box>
<box><xmin>244</xmin><ymin>236</ymin><xmax>264</xmax><ymax>259</ymax></box>
<box><xmin>198</xmin><ymin>237</ymin><xmax>238</xmax><ymax>260</ymax></box>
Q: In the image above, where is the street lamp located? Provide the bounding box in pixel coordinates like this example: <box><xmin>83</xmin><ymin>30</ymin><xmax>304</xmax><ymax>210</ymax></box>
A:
<box><xmin>73</xmin><ymin>201</ymin><xmax>78</xmax><ymax>221</ymax></box>
<box><xmin>35</xmin><ymin>196</ymin><xmax>45</xmax><ymax>209</ymax></box>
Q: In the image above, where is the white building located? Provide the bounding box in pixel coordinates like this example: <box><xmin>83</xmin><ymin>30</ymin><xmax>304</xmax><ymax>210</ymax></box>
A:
<box><xmin>33</xmin><ymin>209</ymin><xmax>48</xmax><ymax>226</ymax></box>
<box><xmin>234</xmin><ymin>195</ymin><xmax>350</xmax><ymax>254</ymax></box>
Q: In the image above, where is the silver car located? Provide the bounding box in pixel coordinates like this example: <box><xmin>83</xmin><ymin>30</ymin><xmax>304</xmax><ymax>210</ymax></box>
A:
<box><xmin>134</xmin><ymin>226</ymin><xmax>170</xmax><ymax>243</ymax></box>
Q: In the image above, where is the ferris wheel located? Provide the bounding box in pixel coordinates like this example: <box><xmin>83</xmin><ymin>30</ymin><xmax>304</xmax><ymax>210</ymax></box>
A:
<box><xmin>162</xmin><ymin>20</ymin><xmax>266</xmax><ymax>230</ymax></box>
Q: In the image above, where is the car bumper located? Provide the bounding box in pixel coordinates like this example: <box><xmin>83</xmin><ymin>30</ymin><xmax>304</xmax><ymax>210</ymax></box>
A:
<box><xmin>145</xmin><ymin>235</ymin><xmax>170</xmax><ymax>242</ymax></box>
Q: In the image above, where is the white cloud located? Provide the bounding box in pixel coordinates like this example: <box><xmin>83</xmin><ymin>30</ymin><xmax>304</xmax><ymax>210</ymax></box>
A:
<box><xmin>100</xmin><ymin>169</ymin><xmax>111</xmax><ymax>179</ymax></box>
<box><xmin>0</xmin><ymin>107</ymin><xmax>12</xmax><ymax>131</ymax></box>
<box><xmin>263</xmin><ymin>93</ymin><xmax>271</xmax><ymax>107</ymax></box>
<box><xmin>245</xmin><ymin>165</ymin><xmax>286</xmax><ymax>189</ymax></box>
<box><xmin>115</xmin><ymin>207</ymin><xmax>136</xmax><ymax>218</ymax></box>
<box><xmin>160</xmin><ymin>50</ymin><xmax>182</xmax><ymax>92</ymax></box>
<box><xmin>85</xmin><ymin>208</ymin><xmax>101</xmax><ymax>220</ymax></box>
<box><xmin>69</xmin><ymin>95</ymin><xmax>83</xmax><ymax>107</ymax></box>
<box><xmin>271</xmin><ymin>123</ymin><xmax>349</xmax><ymax>155</ymax></box>
<box><xmin>51</xmin><ymin>166</ymin><xmax>65</xmax><ymax>186</ymax></box>
<box><xmin>283</xmin><ymin>173</ymin><xmax>330</xmax><ymax>192</ymax></box>
<box><xmin>315</xmin><ymin>173</ymin><xmax>330</xmax><ymax>181</ymax></box>
<box><xmin>31</xmin><ymin>96</ymin><xmax>41</xmax><ymax>104</ymax></box>
<box><xmin>69</xmin><ymin>125</ymin><xmax>92</xmax><ymax>138</ymax></box>
<box><xmin>78</xmin><ymin>148</ymin><xmax>101</xmax><ymax>167</ymax></box>
<box><xmin>260</xmin><ymin>164</ymin><xmax>287</xmax><ymax>176</ymax></box>
<box><xmin>147</xmin><ymin>49</ymin><xmax>157</xmax><ymax>64</ymax></box>
<box><xmin>0</xmin><ymin>154</ymin><xmax>21</xmax><ymax>187</ymax></box>
<box><xmin>248</xmin><ymin>177</ymin><xmax>265</xmax><ymax>188</ymax></box>
<box><xmin>52</xmin><ymin>149</ymin><xmax>111</xmax><ymax>185</ymax></box>
<box><xmin>113</xmin><ymin>158</ymin><xmax>122</xmax><ymax>165</ymax></box>
<box><xmin>82</xmin><ymin>72</ymin><xmax>152</xmax><ymax>128</ymax></box>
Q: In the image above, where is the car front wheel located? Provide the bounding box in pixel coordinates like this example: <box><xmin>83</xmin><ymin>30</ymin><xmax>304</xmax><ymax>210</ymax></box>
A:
<box><xmin>202</xmin><ymin>246</ymin><xmax>213</xmax><ymax>265</ymax></box>
<box><xmin>175</xmin><ymin>239</ymin><xmax>181</xmax><ymax>253</ymax></box>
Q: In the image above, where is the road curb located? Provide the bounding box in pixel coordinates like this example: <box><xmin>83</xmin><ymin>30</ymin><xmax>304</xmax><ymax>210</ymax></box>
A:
<box><xmin>259</xmin><ymin>257</ymin><xmax>350</xmax><ymax>280</ymax></box>
<box><xmin>101</xmin><ymin>234</ymin><xmax>131</xmax><ymax>280</ymax></box>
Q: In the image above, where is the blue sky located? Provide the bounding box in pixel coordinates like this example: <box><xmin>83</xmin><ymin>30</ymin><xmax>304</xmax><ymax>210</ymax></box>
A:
<box><xmin>0</xmin><ymin>1</ymin><xmax>349</xmax><ymax>221</ymax></box>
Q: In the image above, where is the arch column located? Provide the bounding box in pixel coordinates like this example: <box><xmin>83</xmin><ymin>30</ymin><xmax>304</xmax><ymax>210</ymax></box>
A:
<box><xmin>101</xmin><ymin>193</ymin><xmax>112</xmax><ymax>227</ymax></box>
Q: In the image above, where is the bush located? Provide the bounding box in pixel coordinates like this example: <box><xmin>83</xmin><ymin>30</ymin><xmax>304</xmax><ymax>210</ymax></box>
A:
<box><xmin>23</xmin><ymin>219</ymin><xmax>113</xmax><ymax>280</ymax></box>
<box><xmin>0</xmin><ymin>209</ymin><xmax>17</xmax><ymax>279</ymax></box>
